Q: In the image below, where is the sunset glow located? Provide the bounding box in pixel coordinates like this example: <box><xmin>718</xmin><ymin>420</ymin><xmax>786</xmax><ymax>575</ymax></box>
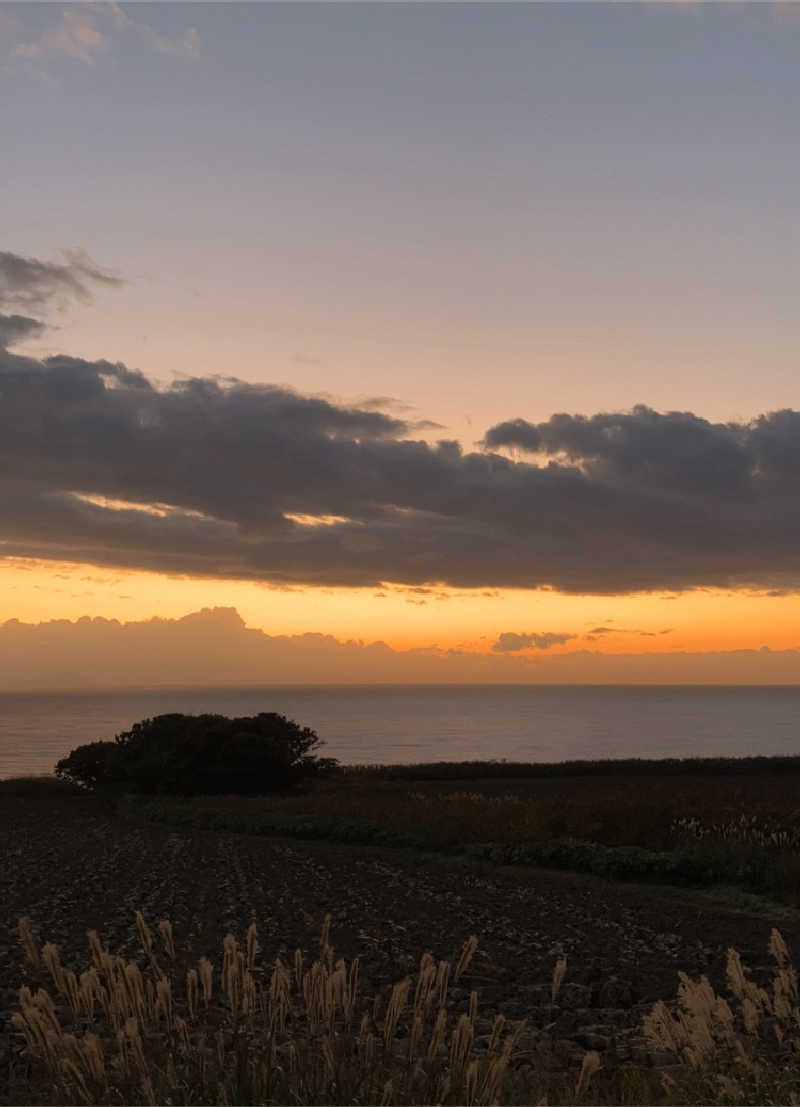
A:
<box><xmin>3</xmin><ymin>1</ymin><xmax>800</xmax><ymax>686</ymax></box>
<box><xmin>2</xmin><ymin>557</ymin><xmax>799</xmax><ymax>659</ymax></box>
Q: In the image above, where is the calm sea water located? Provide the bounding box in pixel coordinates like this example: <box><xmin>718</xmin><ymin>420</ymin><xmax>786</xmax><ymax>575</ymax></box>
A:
<box><xmin>1</xmin><ymin>685</ymin><xmax>800</xmax><ymax>779</ymax></box>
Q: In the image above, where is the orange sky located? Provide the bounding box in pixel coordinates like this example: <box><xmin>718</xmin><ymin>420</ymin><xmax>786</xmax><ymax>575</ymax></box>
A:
<box><xmin>2</xmin><ymin>556</ymin><xmax>796</xmax><ymax>660</ymax></box>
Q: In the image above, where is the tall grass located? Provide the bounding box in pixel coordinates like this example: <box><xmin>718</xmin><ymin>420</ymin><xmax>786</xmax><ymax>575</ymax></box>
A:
<box><xmin>642</xmin><ymin>929</ymin><xmax>800</xmax><ymax>1104</ymax></box>
<box><xmin>12</xmin><ymin>914</ymin><xmax>531</xmax><ymax>1107</ymax></box>
<box><xmin>11</xmin><ymin>914</ymin><xmax>800</xmax><ymax>1105</ymax></box>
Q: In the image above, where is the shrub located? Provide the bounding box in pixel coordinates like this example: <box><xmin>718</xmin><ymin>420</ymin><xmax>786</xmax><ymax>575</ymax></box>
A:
<box><xmin>55</xmin><ymin>712</ymin><xmax>338</xmax><ymax>796</ymax></box>
<box><xmin>53</xmin><ymin>740</ymin><xmax>125</xmax><ymax>791</ymax></box>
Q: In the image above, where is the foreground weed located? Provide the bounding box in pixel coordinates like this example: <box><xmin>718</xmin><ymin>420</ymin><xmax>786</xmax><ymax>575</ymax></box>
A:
<box><xmin>12</xmin><ymin>914</ymin><xmax>531</xmax><ymax>1107</ymax></box>
<box><xmin>13</xmin><ymin>914</ymin><xmax>800</xmax><ymax>1105</ymax></box>
<box><xmin>643</xmin><ymin>927</ymin><xmax>800</xmax><ymax>1104</ymax></box>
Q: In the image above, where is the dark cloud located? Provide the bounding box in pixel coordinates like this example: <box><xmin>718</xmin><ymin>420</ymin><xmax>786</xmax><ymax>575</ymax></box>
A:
<box><xmin>4</xmin><ymin>340</ymin><xmax>800</xmax><ymax>593</ymax></box>
<box><xmin>4</xmin><ymin>249</ymin><xmax>800</xmax><ymax>594</ymax></box>
<box><xmin>0</xmin><ymin>313</ymin><xmax>45</xmax><ymax>348</ymax></box>
<box><xmin>0</xmin><ymin>248</ymin><xmax>121</xmax><ymax>314</ymax></box>
<box><xmin>483</xmin><ymin>406</ymin><xmax>753</xmax><ymax>497</ymax></box>
<box><xmin>491</xmin><ymin>631</ymin><xmax>576</xmax><ymax>652</ymax></box>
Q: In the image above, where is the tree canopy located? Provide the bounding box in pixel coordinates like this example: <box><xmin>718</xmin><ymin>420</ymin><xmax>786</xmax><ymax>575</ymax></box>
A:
<box><xmin>55</xmin><ymin>712</ymin><xmax>338</xmax><ymax>795</ymax></box>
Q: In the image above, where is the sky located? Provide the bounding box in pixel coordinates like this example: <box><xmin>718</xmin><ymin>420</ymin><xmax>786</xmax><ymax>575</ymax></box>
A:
<box><xmin>2</xmin><ymin>1</ymin><xmax>800</xmax><ymax>685</ymax></box>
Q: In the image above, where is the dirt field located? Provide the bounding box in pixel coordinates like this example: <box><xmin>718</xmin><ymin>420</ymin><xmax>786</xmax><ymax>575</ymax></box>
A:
<box><xmin>2</xmin><ymin>790</ymin><xmax>798</xmax><ymax>1096</ymax></box>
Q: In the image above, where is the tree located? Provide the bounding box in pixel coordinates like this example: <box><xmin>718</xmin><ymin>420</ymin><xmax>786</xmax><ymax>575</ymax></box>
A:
<box><xmin>55</xmin><ymin>712</ymin><xmax>338</xmax><ymax>795</ymax></box>
<box><xmin>52</xmin><ymin>739</ymin><xmax>123</xmax><ymax>791</ymax></box>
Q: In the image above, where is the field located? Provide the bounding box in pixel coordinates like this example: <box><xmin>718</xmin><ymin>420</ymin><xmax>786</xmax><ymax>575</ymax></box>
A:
<box><xmin>3</xmin><ymin>762</ymin><xmax>800</xmax><ymax>1104</ymax></box>
<box><xmin>131</xmin><ymin>757</ymin><xmax>800</xmax><ymax>906</ymax></box>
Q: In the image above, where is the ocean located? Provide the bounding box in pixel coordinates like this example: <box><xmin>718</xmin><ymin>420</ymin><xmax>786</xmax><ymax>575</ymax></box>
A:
<box><xmin>1</xmin><ymin>684</ymin><xmax>800</xmax><ymax>779</ymax></box>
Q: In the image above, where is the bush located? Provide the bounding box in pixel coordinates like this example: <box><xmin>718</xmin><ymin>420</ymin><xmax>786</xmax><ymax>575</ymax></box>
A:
<box><xmin>55</xmin><ymin>712</ymin><xmax>338</xmax><ymax>796</ymax></box>
<box><xmin>53</xmin><ymin>741</ymin><xmax>125</xmax><ymax>791</ymax></box>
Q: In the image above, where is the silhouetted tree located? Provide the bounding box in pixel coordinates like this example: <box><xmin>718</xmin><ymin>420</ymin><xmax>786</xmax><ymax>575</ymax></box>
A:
<box><xmin>55</xmin><ymin>712</ymin><xmax>337</xmax><ymax>795</ymax></box>
<box><xmin>52</xmin><ymin>740</ymin><xmax>123</xmax><ymax>790</ymax></box>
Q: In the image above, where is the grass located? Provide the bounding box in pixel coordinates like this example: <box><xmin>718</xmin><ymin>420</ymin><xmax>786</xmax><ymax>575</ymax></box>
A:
<box><xmin>10</xmin><ymin>913</ymin><xmax>544</xmax><ymax>1106</ymax></box>
<box><xmin>117</xmin><ymin>757</ymin><xmax>800</xmax><ymax>906</ymax></box>
<box><xmin>10</xmin><ymin>912</ymin><xmax>800</xmax><ymax>1105</ymax></box>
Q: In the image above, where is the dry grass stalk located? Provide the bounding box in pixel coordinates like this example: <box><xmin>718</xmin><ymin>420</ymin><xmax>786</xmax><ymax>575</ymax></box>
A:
<box><xmin>186</xmin><ymin>967</ymin><xmax>199</xmax><ymax>1019</ymax></box>
<box><xmin>488</xmin><ymin>1012</ymin><xmax>506</xmax><ymax>1054</ymax></box>
<box><xmin>42</xmin><ymin>943</ymin><xmax>66</xmax><ymax>996</ymax></box>
<box><xmin>246</xmin><ymin>920</ymin><xmax>258</xmax><ymax>971</ymax></box>
<box><xmin>157</xmin><ymin>919</ymin><xmax>175</xmax><ymax>959</ymax></box>
<box><xmin>769</xmin><ymin>927</ymin><xmax>790</xmax><ymax>968</ymax></box>
<box><xmin>551</xmin><ymin>956</ymin><xmax>567</xmax><ymax>1004</ymax></box>
<box><xmin>319</xmin><ymin>911</ymin><xmax>333</xmax><ymax>969</ymax></box>
<box><xmin>454</xmin><ymin>935</ymin><xmax>479</xmax><ymax>983</ymax></box>
<box><xmin>18</xmin><ymin>917</ymin><xmax>41</xmax><ymax>969</ymax></box>
<box><xmin>345</xmin><ymin>955</ymin><xmax>360</xmax><ymax>1028</ymax></box>
<box><xmin>175</xmin><ymin>1015</ymin><xmax>192</xmax><ymax>1055</ymax></box>
<box><xmin>383</xmin><ymin>977</ymin><xmax>410</xmax><ymax>1049</ymax></box>
<box><xmin>79</xmin><ymin>969</ymin><xmax>99</xmax><ymax>1021</ymax></box>
<box><xmin>427</xmin><ymin>1005</ymin><xmax>448</xmax><ymax>1062</ymax></box>
<box><xmin>643</xmin><ymin>925</ymin><xmax>800</xmax><ymax>1105</ymax></box>
<box><xmin>64</xmin><ymin>969</ymin><xmax>81</xmax><ymax>1015</ymax></box>
<box><xmin>242</xmin><ymin>966</ymin><xmax>257</xmax><ymax>1015</ymax></box>
<box><xmin>135</xmin><ymin>910</ymin><xmax>153</xmax><ymax>957</ymax></box>
<box><xmin>435</xmin><ymin>958</ymin><xmax>451</xmax><ymax>1009</ymax></box>
<box><xmin>268</xmin><ymin>956</ymin><xmax>291</xmax><ymax>1032</ymax></box>
<box><xmin>575</xmin><ymin>1050</ymin><xmax>601</xmax><ymax>1097</ymax></box>
<box><xmin>198</xmin><ymin>955</ymin><xmax>213</xmax><ymax>1006</ymax></box>
<box><xmin>155</xmin><ymin>976</ymin><xmax>174</xmax><ymax>1030</ymax></box>
<box><xmin>126</xmin><ymin>961</ymin><xmax>147</xmax><ymax>1014</ymax></box>
<box><xmin>413</xmin><ymin>952</ymin><xmax>436</xmax><ymax>1017</ymax></box>
<box><xmin>449</xmin><ymin>1011</ymin><xmax>475</xmax><ymax>1075</ymax></box>
<box><xmin>86</xmin><ymin>930</ymin><xmax>104</xmax><ymax>971</ymax></box>
<box><xmin>12</xmin><ymin>908</ymin><xmax>556</xmax><ymax>1107</ymax></box>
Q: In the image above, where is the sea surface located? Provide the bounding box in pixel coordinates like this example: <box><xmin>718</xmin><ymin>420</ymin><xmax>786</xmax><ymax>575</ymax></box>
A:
<box><xmin>1</xmin><ymin>684</ymin><xmax>800</xmax><ymax>779</ymax></box>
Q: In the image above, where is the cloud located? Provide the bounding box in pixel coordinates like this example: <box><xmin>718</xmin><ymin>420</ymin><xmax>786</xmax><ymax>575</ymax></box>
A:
<box><xmin>13</xmin><ymin>8</ymin><xmax>105</xmax><ymax>64</ymax></box>
<box><xmin>6</xmin><ymin>249</ymin><xmax>800</xmax><ymax>595</ymax></box>
<box><xmin>0</xmin><ymin>248</ymin><xmax>121</xmax><ymax>351</ymax></box>
<box><xmin>0</xmin><ymin>313</ymin><xmax>45</xmax><ymax>348</ymax></box>
<box><xmin>491</xmin><ymin>631</ymin><xmax>575</xmax><ymax>652</ymax></box>
<box><xmin>10</xmin><ymin>4</ymin><xmax>199</xmax><ymax>66</ymax></box>
<box><xmin>107</xmin><ymin>5</ymin><xmax>201</xmax><ymax>58</ymax></box>
<box><xmin>584</xmin><ymin>625</ymin><xmax>672</xmax><ymax>639</ymax></box>
<box><xmin>483</xmin><ymin>406</ymin><xmax>756</xmax><ymax>498</ymax></box>
<box><xmin>0</xmin><ymin>248</ymin><xmax>121</xmax><ymax>313</ymax></box>
<box><xmin>1</xmin><ymin>607</ymin><xmax>798</xmax><ymax>691</ymax></box>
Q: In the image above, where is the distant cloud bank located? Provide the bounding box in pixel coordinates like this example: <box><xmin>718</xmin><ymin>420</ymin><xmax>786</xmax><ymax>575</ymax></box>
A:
<box><xmin>1</xmin><ymin>607</ymin><xmax>799</xmax><ymax>690</ymax></box>
<box><xmin>4</xmin><ymin>247</ymin><xmax>800</xmax><ymax>595</ymax></box>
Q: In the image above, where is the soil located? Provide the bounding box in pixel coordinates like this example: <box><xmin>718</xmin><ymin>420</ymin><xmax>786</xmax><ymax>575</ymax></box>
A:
<box><xmin>2</xmin><ymin>790</ymin><xmax>797</xmax><ymax>1097</ymax></box>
